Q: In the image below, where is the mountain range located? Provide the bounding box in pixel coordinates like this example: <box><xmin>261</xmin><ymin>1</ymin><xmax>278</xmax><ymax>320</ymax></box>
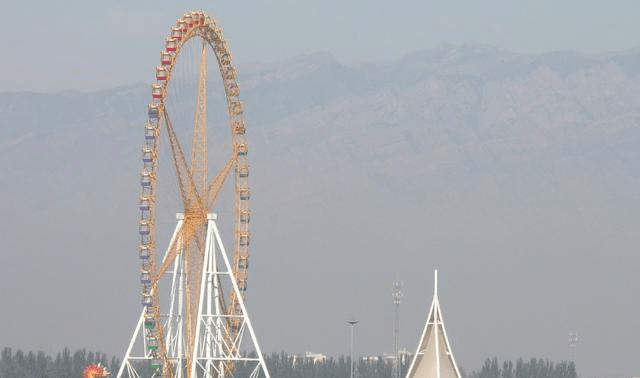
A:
<box><xmin>0</xmin><ymin>45</ymin><xmax>639</xmax><ymax>378</ymax></box>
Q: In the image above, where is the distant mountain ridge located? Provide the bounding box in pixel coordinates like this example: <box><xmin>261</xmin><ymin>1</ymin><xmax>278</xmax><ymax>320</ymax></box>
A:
<box><xmin>0</xmin><ymin>45</ymin><xmax>639</xmax><ymax>378</ymax></box>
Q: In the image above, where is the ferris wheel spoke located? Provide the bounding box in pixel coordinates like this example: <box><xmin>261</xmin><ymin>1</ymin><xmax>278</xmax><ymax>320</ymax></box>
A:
<box><xmin>163</xmin><ymin>108</ymin><xmax>204</xmax><ymax>208</ymax></box>
<box><xmin>206</xmin><ymin>153</ymin><xmax>236</xmax><ymax>210</ymax></box>
<box><xmin>189</xmin><ymin>40</ymin><xmax>208</xmax><ymax>201</ymax></box>
<box><xmin>154</xmin><ymin>225</ymin><xmax>187</xmax><ymax>285</ymax></box>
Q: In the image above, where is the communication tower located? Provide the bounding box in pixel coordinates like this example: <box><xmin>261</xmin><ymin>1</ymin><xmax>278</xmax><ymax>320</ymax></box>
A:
<box><xmin>392</xmin><ymin>282</ymin><xmax>403</xmax><ymax>378</ymax></box>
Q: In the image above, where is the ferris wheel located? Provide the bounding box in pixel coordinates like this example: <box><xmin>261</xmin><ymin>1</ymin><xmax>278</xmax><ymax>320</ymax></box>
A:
<box><xmin>117</xmin><ymin>11</ymin><xmax>270</xmax><ymax>378</ymax></box>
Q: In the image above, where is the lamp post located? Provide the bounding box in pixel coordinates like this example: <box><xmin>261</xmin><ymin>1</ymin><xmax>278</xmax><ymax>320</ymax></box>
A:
<box><xmin>347</xmin><ymin>320</ymin><xmax>359</xmax><ymax>378</ymax></box>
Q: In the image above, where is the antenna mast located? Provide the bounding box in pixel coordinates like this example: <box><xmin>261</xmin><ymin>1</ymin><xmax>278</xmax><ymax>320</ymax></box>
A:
<box><xmin>392</xmin><ymin>281</ymin><xmax>403</xmax><ymax>378</ymax></box>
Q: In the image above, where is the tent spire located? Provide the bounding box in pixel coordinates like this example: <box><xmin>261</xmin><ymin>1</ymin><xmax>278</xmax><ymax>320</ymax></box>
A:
<box><xmin>434</xmin><ymin>269</ymin><xmax>438</xmax><ymax>299</ymax></box>
<box><xmin>404</xmin><ymin>270</ymin><xmax>462</xmax><ymax>378</ymax></box>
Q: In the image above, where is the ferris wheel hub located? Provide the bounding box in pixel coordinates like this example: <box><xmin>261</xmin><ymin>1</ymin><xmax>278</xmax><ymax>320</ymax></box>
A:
<box><xmin>184</xmin><ymin>207</ymin><xmax>208</xmax><ymax>224</ymax></box>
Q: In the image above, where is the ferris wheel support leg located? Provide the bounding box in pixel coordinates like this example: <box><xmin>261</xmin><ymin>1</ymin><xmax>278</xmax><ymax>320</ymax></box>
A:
<box><xmin>189</xmin><ymin>215</ymin><xmax>215</xmax><ymax>378</ymax></box>
<box><xmin>205</xmin><ymin>220</ymin><xmax>219</xmax><ymax>373</ymax></box>
<box><xmin>210</xmin><ymin>222</ymin><xmax>225</xmax><ymax>377</ymax></box>
<box><xmin>211</xmin><ymin>218</ymin><xmax>271</xmax><ymax>378</ymax></box>
<box><xmin>117</xmin><ymin>310</ymin><xmax>145</xmax><ymax>378</ymax></box>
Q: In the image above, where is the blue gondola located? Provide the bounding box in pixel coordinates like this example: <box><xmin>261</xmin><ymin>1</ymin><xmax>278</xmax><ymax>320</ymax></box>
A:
<box><xmin>141</xmin><ymin>171</ymin><xmax>152</xmax><ymax>188</ymax></box>
<box><xmin>142</xmin><ymin>149</ymin><xmax>153</xmax><ymax>163</ymax></box>
<box><xmin>144</xmin><ymin>125</ymin><xmax>156</xmax><ymax>141</ymax></box>
<box><xmin>139</xmin><ymin>197</ymin><xmax>150</xmax><ymax>211</ymax></box>
<box><xmin>139</xmin><ymin>222</ymin><xmax>150</xmax><ymax>236</ymax></box>
<box><xmin>139</xmin><ymin>246</ymin><xmax>150</xmax><ymax>260</ymax></box>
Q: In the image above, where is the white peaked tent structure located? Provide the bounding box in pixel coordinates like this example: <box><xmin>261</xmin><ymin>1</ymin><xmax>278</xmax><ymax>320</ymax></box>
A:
<box><xmin>405</xmin><ymin>270</ymin><xmax>463</xmax><ymax>378</ymax></box>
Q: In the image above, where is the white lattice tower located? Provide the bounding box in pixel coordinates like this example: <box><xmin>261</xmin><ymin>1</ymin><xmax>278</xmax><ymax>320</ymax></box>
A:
<box><xmin>117</xmin><ymin>214</ymin><xmax>270</xmax><ymax>378</ymax></box>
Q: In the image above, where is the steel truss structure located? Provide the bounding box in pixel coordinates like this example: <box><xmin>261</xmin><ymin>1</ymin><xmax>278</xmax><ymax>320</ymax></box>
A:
<box><xmin>117</xmin><ymin>214</ymin><xmax>270</xmax><ymax>378</ymax></box>
<box><xmin>117</xmin><ymin>10</ymin><xmax>270</xmax><ymax>378</ymax></box>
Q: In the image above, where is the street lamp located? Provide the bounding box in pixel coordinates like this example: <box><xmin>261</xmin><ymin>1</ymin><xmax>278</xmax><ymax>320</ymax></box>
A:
<box><xmin>347</xmin><ymin>320</ymin><xmax>359</xmax><ymax>378</ymax></box>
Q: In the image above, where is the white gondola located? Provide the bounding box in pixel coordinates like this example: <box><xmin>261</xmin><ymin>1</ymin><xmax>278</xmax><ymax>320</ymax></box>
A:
<box><xmin>150</xmin><ymin>359</ymin><xmax>162</xmax><ymax>369</ymax></box>
<box><xmin>142</xmin><ymin>148</ymin><xmax>153</xmax><ymax>164</ymax></box>
<box><xmin>184</xmin><ymin>14</ymin><xmax>193</xmax><ymax>27</ymax></box>
<box><xmin>229</xmin><ymin>100</ymin><xmax>243</xmax><ymax>115</ymax></box>
<box><xmin>156</xmin><ymin>66</ymin><xmax>168</xmax><ymax>81</ymax></box>
<box><xmin>191</xmin><ymin>12</ymin><xmax>200</xmax><ymax>25</ymax></box>
<box><xmin>236</xmin><ymin>271</ymin><xmax>247</xmax><ymax>291</ymax></box>
<box><xmin>140</xmin><ymin>260</ymin><xmax>151</xmax><ymax>274</ymax></box>
<box><xmin>144</xmin><ymin>316</ymin><xmax>156</xmax><ymax>329</ymax></box>
<box><xmin>151</xmin><ymin>84</ymin><xmax>163</xmax><ymax>99</ymax></box>
<box><xmin>144</xmin><ymin>124</ymin><xmax>156</xmax><ymax>141</ymax></box>
<box><xmin>237</xmin><ymin>143</ymin><xmax>248</xmax><ymax>156</ymax></box>
<box><xmin>140</xmin><ymin>170</ymin><xmax>152</xmax><ymax>188</ymax></box>
<box><xmin>147</xmin><ymin>337</ymin><xmax>158</xmax><ymax>350</ymax></box>
<box><xmin>213</xmin><ymin>31</ymin><xmax>224</xmax><ymax>44</ymax></box>
<box><xmin>178</xmin><ymin>20</ymin><xmax>187</xmax><ymax>32</ymax></box>
<box><xmin>238</xmin><ymin>257</ymin><xmax>249</xmax><ymax>269</ymax></box>
<box><xmin>232</xmin><ymin>120</ymin><xmax>246</xmax><ymax>135</ymax></box>
<box><xmin>139</xmin><ymin>221</ymin><xmax>150</xmax><ymax>236</ymax></box>
<box><xmin>148</xmin><ymin>104</ymin><xmax>160</xmax><ymax>119</ymax></box>
<box><xmin>239</xmin><ymin>234</ymin><xmax>250</xmax><ymax>246</ymax></box>
<box><xmin>161</xmin><ymin>51</ymin><xmax>173</xmax><ymax>65</ymax></box>
<box><xmin>139</xmin><ymin>196</ymin><xmax>151</xmax><ymax>211</ymax></box>
<box><xmin>141</xmin><ymin>294</ymin><xmax>152</xmax><ymax>307</ymax></box>
<box><xmin>240</xmin><ymin>210</ymin><xmax>250</xmax><ymax>224</ymax></box>
<box><xmin>238</xmin><ymin>165</ymin><xmax>249</xmax><ymax>178</ymax></box>
<box><xmin>165</xmin><ymin>38</ymin><xmax>177</xmax><ymax>52</ymax></box>
<box><xmin>239</xmin><ymin>188</ymin><xmax>250</xmax><ymax>200</ymax></box>
<box><xmin>220</xmin><ymin>53</ymin><xmax>231</xmax><ymax>65</ymax></box>
<box><xmin>140</xmin><ymin>271</ymin><xmax>151</xmax><ymax>284</ymax></box>
<box><xmin>227</xmin><ymin>82</ymin><xmax>239</xmax><ymax>97</ymax></box>
<box><xmin>222</xmin><ymin>67</ymin><xmax>236</xmax><ymax>80</ymax></box>
<box><xmin>171</xmin><ymin>27</ymin><xmax>182</xmax><ymax>41</ymax></box>
<box><xmin>139</xmin><ymin>245</ymin><xmax>150</xmax><ymax>260</ymax></box>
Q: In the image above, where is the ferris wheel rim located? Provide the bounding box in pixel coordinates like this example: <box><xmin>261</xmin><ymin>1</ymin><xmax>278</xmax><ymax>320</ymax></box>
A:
<box><xmin>137</xmin><ymin>10</ymin><xmax>251</xmax><ymax>376</ymax></box>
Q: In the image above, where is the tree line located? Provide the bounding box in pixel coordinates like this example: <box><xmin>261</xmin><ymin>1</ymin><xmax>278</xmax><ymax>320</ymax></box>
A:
<box><xmin>1</xmin><ymin>347</ymin><xmax>577</xmax><ymax>378</ymax></box>
<box><xmin>234</xmin><ymin>351</ymin><xmax>410</xmax><ymax>378</ymax></box>
<box><xmin>0</xmin><ymin>348</ymin><xmax>120</xmax><ymax>378</ymax></box>
<box><xmin>471</xmin><ymin>357</ymin><xmax>577</xmax><ymax>378</ymax></box>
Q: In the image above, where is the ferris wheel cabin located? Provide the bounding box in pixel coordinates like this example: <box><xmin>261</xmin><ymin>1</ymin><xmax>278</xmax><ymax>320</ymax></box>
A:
<box><xmin>148</xmin><ymin>104</ymin><xmax>160</xmax><ymax>119</ymax></box>
<box><xmin>139</xmin><ymin>245</ymin><xmax>150</xmax><ymax>260</ymax></box>
<box><xmin>156</xmin><ymin>67</ymin><xmax>168</xmax><ymax>81</ymax></box>
<box><xmin>165</xmin><ymin>38</ymin><xmax>177</xmax><ymax>52</ymax></box>
<box><xmin>237</xmin><ymin>143</ymin><xmax>248</xmax><ymax>156</ymax></box>
<box><xmin>171</xmin><ymin>27</ymin><xmax>182</xmax><ymax>41</ymax></box>
<box><xmin>151</xmin><ymin>84</ymin><xmax>163</xmax><ymax>99</ymax></box>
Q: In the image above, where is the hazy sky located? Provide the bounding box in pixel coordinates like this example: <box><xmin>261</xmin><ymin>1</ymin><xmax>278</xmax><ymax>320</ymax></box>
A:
<box><xmin>2</xmin><ymin>0</ymin><xmax>640</xmax><ymax>91</ymax></box>
<box><xmin>1</xmin><ymin>2</ymin><xmax>640</xmax><ymax>378</ymax></box>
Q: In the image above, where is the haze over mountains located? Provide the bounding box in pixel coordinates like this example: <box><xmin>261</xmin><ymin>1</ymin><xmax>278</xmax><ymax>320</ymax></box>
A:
<box><xmin>1</xmin><ymin>45</ymin><xmax>639</xmax><ymax>378</ymax></box>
